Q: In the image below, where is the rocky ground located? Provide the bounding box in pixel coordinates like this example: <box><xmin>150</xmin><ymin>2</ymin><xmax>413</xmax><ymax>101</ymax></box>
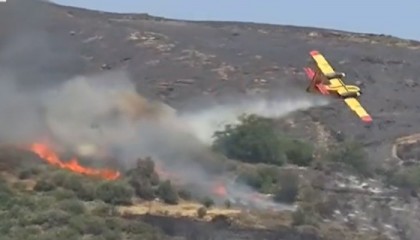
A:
<box><xmin>2</xmin><ymin>0</ymin><xmax>420</xmax><ymax>240</ymax></box>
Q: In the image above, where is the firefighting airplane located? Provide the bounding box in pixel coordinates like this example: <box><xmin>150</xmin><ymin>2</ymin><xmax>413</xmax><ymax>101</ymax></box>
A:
<box><xmin>303</xmin><ymin>50</ymin><xmax>372</xmax><ymax>123</ymax></box>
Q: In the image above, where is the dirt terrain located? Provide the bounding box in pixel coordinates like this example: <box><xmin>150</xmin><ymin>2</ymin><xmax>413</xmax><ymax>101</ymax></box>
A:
<box><xmin>2</xmin><ymin>1</ymin><xmax>420</xmax><ymax>239</ymax></box>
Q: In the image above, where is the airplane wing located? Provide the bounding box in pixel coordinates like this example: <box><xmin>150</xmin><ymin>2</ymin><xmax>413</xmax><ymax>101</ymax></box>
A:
<box><xmin>309</xmin><ymin>50</ymin><xmax>346</xmax><ymax>88</ymax></box>
<box><xmin>344</xmin><ymin>97</ymin><xmax>372</xmax><ymax>123</ymax></box>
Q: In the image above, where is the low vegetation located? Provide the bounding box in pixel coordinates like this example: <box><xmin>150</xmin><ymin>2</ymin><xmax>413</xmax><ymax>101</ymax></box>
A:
<box><xmin>0</xmin><ymin>113</ymin><xmax>386</xmax><ymax>240</ymax></box>
<box><xmin>212</xmin><ymin>114</ymin><xmax>315</xmax><ymax>167</ymax></box>
<box><xmin>386</xmin><ymin>165</ymin><xmax>420</xmax><ymax>190</ymax></box>
<box><xmin>325</xmin><ymin>140</ymin><xmax>372</xmax><ymax>177</ymax></box>
<box><xmin>0</xmin><ymin>174</ymin><xmax>166</xmax><ymax>240</ymax></box>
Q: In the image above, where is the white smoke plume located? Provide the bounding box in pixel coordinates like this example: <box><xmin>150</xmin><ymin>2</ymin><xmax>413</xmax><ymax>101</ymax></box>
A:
<box><xmin>179</xmin><ymin>95</ymin><xmax>328</xmax><ymax>145</ymax></box>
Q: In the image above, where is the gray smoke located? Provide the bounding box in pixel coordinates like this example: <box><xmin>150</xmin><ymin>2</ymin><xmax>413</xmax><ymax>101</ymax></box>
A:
<box><xmin>0</xmin><ymin>0</ymin><xmax>83</xmax><ymax>145</ymax></box>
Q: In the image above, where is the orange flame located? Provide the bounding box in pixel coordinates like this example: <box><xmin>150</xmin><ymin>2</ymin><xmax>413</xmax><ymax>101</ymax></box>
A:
<box><xmin>212</xmin><ymin>181</ymin><xmax>227</xmax><ymax>197</ymax></box>
<box><xmin>30</xmin><ymin>143</ymin><xmax>120</xmax><ymax>180</ymax></box>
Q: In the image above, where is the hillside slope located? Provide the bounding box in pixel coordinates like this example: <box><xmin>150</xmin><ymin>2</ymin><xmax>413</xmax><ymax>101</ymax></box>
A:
<box><xmin>2</xmin><ymin>1</ymin><xmax>420</xmax><ymax>154</ymax></box>
<box><xmin>1</xmin><ymin>1</ymin><xmax>420</xmax><ymax>240</ymax></box>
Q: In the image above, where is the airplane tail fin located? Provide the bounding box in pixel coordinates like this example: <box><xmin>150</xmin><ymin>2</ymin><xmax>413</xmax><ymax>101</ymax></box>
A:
<box><xmin>304</xmin><ymin>67</ymin><xmax>315</xmax><ymax>80</ymax></box>
<box><xmin>303</xmin><ymin>67</ymin><xmax>322</xmax><ymax>91</ymax></box>
<box><xmin>303</xmin><ymin>67</ymin><xmax>329</xmax><ymax>95</ymax></box>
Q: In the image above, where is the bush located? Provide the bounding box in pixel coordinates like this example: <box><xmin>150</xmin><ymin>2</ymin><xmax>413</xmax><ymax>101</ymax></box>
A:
<box><xmin>58</xmin><ymin>199</ymin><xmax>86</xmax><ymax>215</ymax></box>
<box><xmin>50</xmin><ymin>172</ymin><xmax>96</xmax><ymax>201</ymax></box>
<box><xmin>129</xmin><ymin>176</ymin><xmax>155</xmax><ymax>200</ymax></box>
<box><xmin>30</xmin><ymin>209</ymin><xmax>71</xmax><ymax>228</ymax></box>
<box><xmin>236</xmin><ymin>167</ymin><xmax>281</xmax><ymax>194</ymax></box>
<box><xmin>273</xmin><ymin>172</ymin><xmax>299</xmax><ymax>204</ymax></box>
<box><xmin>327</xmin><ymin>141</ymin><xmax>371</xmax><ymax>176</ymax></box>
<box><xmin>96</xmin><ymin>181</ymin><xmax>134</xmax><ymax>205</ymax></box>
<box><xmin>197</xmin><ymin>207</ymin><xmax>207</xmax><ymax>218</ymax></box>
<box><xmin>236</xmin><ymin>166</ymin><xmax>298</xmax><ymax>195</ymax></box>
<box><xmin>34</xmin><ymin>179</ymin><xmax>55</xmax><ymax>192</ymax></box>
<box><xmin>157</xmin><ymin>180</ymin><xmax>179</xmax><ymax>205</ymax></box>
<box><xmin>212</xmin><ymin>114</ymin><xmax>286</xmax><ymax>165</ymax></box>
<box><xmin>69</xmin><ymin>214</ymin><xmax>107</xmax><ymax>235</ymax></box>
<box><xmin>52</xmin><ymin>188</ymin><xmax>77</xmax><ymax>201</ymax></box>
<box><xmin>387</xmin><ymin>166</ymin><xmax>420</xmax><ymax>189</ymax></box>
<box><xmin>91</xmin><ymin>203</ymin><xmax>118</xmax><ymax>217</ymax></box>
<box><xmin>178</xmin><ymin>189</ymin><xmax>192</xmax><ymax>200</ymax></box>
<box><xmin>224</xmin><ymin>199</ymin><xmax>231</xmax><ymax>208</ymax></box>
<box><xmin>201</xmin><ymin>196</ymin><xmax>214</xmax><ymax>208</ymax></box>
<box><xmin>18</xmin><ymin>165</ymin><xmax>43</xmax><ymax>179</ymax></box>
<box><xmin>126</xmin><ymin>157</ymin><xmax>160</xmax><ymax>200</ymax></box>
<box><xmin>212</xmin><ymin>114</ymin><xmax>314</xmax><ymax>167</ymax></box>
<box><xmin>282</xmin><ymin>139</ymin><xmax>314</xmax><ymax>167</ymax></box>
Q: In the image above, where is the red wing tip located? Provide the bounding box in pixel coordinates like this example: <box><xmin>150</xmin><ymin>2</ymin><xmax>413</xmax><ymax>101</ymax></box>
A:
<box><xmin>310</xmin><ymin>50</ymin><xmax>319</xmax><ymax>56</ymax></box>
<box><xmin>361</xmin><ymin>116</ymin><xmax>373</xmax><ymax>123</ymax></box>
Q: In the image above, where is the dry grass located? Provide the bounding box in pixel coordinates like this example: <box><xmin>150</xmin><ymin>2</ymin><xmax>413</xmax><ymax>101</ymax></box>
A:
<box><xmin>118</xmin><ymin>199</ymin><xmax>241</xmax><ymax>221</ymax></box>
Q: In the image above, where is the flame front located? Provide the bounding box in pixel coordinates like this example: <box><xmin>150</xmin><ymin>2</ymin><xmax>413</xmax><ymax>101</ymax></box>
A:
<box><xmin>213</xmin><ymin>183</ymin><xmax>227</xmax><ymax>197</ymax></box>
<box><xmin>30</xmin><ymin>143</ymin><xmax>120</xmax><ymax>180</ymax></box>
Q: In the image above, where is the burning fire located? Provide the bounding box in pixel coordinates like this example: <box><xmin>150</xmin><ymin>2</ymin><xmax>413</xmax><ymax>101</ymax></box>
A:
<box><xmin>213</xmin><ymin>182</ymin><xmax>227</xmax><ymax>197</ymax></box>
<box><xmin>30</xmin><ymin>142</ymin><xmax>120</xmax><ymax>180</ymax></box>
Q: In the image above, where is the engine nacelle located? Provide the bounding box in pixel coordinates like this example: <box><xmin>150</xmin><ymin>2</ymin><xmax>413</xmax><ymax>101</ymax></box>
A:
<box><xmin>325</xmin><ymin>72</ymin><xmax>346</xmax><ymax>79</ymax></box>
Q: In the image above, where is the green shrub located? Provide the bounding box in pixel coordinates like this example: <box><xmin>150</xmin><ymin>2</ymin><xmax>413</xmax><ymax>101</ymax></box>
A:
<box><xmin>197</xmin><ymin>207</ymin><xmax>207</xmax><ymax>218</ymax></box>
<box><xmin>157</xmin><ymin>180</ymin><xmax>179</xmax><ymax>205</ymax></box>
<box><xmin>58</xmin><ymin>199</ymin><xmax>86</xmax><ymax>215</ymax></box>
<box><xmin>96</xmin><ymin>181</ymin><xmax>134</xmax><ymax>205</ymax></box>
<box><xmin>224</xmin><ymin>199</ymin><xmax>232</xmax><ymax>208</ymax></box>
<box><xmin>212</xmin><ymin>114</ymin><xmax>314</xmax><ymax>167</ymax></box>
<box><xmin>178</xmin><ymin>188</ymin><xmax>192</xmax><ymax>200</ymax></box>
<box><xmin>49</xmin><ymin>171</ymin><xmax>96</xmax><ymax>201</ymax></box>
<box><xmin>212</xmin><ymin>114</ymin><xmax>286</xmax><ymax>165</ymax></box>
<box><xmin>126</xmin><ymin>157</ymin><xmax>161</xmax><ymax>200</ymax></box>
<box><xmin>69</xmin><ymin>214</ymin><xmax>107</xmax><ymax>235</ymax></box>
<box><xmin>0</xmin><ymin>182</ymin><xmax>15</xmax><ymax>210</ymax></box>
<box><xmin>17</xmin><ymin>165</ymin><xmax>43</xmax><ymax>179</ymax></box>
<box><xmin>30</xmin><ymin>209</ymin><xmax>71</xmax><ymax>228</ymax></box>
<box><xmin>387</xmin><ymin>166</ymin><xmax>420</xmax><ymax>189</ymax></box>
<box><xmin>282</xmin><ymin>139</ymin><xmax>314</xmax><ymax>166</ymax></box>
<box><xmin>236</xmin><ymin>167</ymin><xmax>280</xmax><ymax>194</ymax></box>
<box><xmin>52</xmin><ymin>188</ymin><xmax>77</xmax><ymax>201</ymax></box>
<box><xmin>129</xmin><ymin>176</ymin><xmax>155</xmax><ymax>200</ymax></box>
<box><xmin>273</xmin><ymin>171</ymin><xmax>299</xmax><ymax>203</ymax></box>
<box><xmin>34</xmin><ymin>179</ymin><xmax>55</xmax><ymax>192</ymax></box>
<box><xmin>327</xmin><ymin>141</ymin><xmax>371</xmax><ymax>176</ymax></box>
<box><xmin>201</xmin><ymin>196</ymin><xmax>214</xmax><ymax>208</ymax></box>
